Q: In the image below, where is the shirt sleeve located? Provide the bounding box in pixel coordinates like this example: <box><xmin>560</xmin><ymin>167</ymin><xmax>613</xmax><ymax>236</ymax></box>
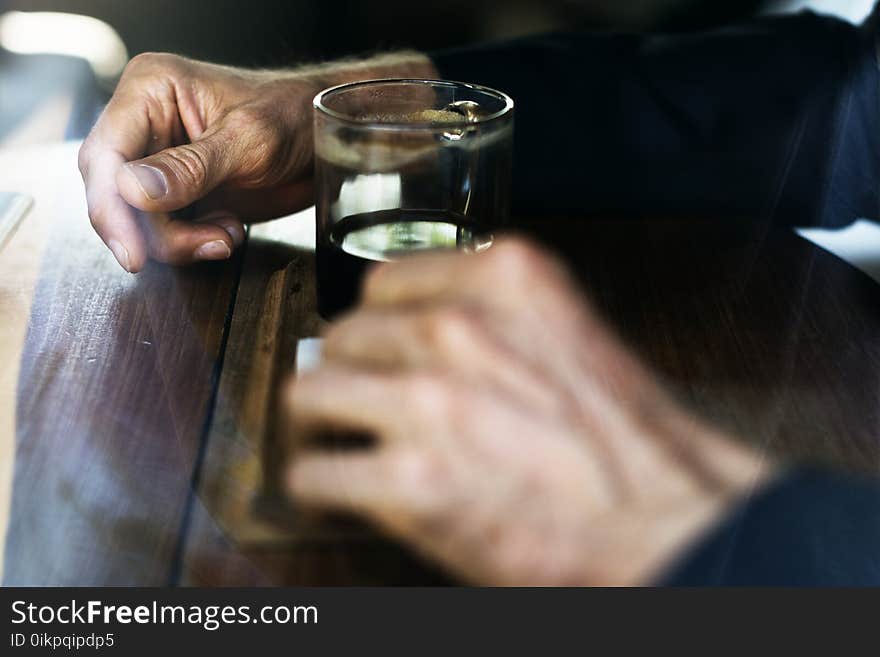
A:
<box><xmin>431</xmin><ymin>12</ymin><xmax>880</xmax><ymax>227</ymax></box>
<box><xmin>658</xmin><ymin>468</ymin><xmax>880</xmax><ymax>586</ymax></box>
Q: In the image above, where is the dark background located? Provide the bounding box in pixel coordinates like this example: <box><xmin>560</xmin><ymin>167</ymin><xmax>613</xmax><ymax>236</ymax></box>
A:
<box><xmin>2</xmin><ymin>0</ymin><xmax>770</xmax><ymax>66</ymax></box>
<box><xmin>0</xmin><ymin>1</ymin><xmax>860</xmax><ymax>144</ymax></box>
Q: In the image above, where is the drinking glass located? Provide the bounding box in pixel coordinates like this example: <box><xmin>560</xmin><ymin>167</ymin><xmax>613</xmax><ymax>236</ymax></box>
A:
<box><xmin>313</xmin><ymin>79</ymin><xmax>514</xmax><ymax>319</ymax></box>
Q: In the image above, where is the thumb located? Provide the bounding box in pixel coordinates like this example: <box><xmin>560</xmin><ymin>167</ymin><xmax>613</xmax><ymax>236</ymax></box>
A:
<box><xmin>116</xmin><ymin>127</ymin><xmax>239</xmax><ymax>212</ymax></box>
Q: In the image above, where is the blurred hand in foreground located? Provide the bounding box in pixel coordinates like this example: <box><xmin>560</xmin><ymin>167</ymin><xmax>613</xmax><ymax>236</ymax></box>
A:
<box><xmin>78</xmin><ymin>52</ymin><xmax>436</xmax><ymax>271</ymax></box>
<box><xmin>283</xmin><ymin>237</ymin><xmax>774</xmax><ymax>585</ymax></box>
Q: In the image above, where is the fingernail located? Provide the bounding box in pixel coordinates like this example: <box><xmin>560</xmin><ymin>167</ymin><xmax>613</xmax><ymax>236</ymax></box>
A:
<box><xmin>221</xmin><ymin>223</ymin><xmax>244</xmax><ymax>247</ymax></box>
<box><xmin>195</xmin><ymin>240</ymin><xmax>231</xmax><ymax>260</ymax></box>
<box><xmin>125</xmin><ymin>164</ymin><xmax>167</xmax><ymax>200</ymax></box>
<box><xmin>108</xmin><ymin>239</ymin><xmax>131</xmax><ymax>272</ymax></box>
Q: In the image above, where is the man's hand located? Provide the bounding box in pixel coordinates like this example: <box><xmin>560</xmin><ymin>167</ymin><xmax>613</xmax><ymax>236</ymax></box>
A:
<box><xmin>282</xmin><ymin>238</ymin><xmax>774</xmax><ymax>585</ymax></box>
<box><xmin>79</xmin><ymin>52</ymin><xmax>436</xmax><ymax>271</ymax></box>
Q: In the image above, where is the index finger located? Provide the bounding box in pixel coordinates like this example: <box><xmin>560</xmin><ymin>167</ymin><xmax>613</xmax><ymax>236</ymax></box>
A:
<box><xmin>283</xmin><ymin>366</ymin><xmax>407</xmax><ymax>444</ymax></box>
<box><xmin>78</xmin><ymin>88</ymin><xmax>157</xmax><ymax>272</ymax></box>
<box><xmin>360</xmin><ymin>248</ymin><xmax>478</xmax><ymax>308</ymax></box>
<box><xmin>81</xmin><ymin>148</ymin><xmax>148</xmax><ymax>272</ymax></box>
<box><xmin>360</xmin><ymin>237</ymin><xmax>553</xmax><ymax>309</ymax></box>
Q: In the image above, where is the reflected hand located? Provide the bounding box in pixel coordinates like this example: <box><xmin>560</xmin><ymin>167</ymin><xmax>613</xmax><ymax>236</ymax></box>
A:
<box><xmin>78</xmin><ymin>52</ymin><xmax>435</xmax><ymax>271</ymax></box>
<box><xmin>283</xmin><ymin>238</ymin><xmax>774</xmax><ymax>585</ymax></box>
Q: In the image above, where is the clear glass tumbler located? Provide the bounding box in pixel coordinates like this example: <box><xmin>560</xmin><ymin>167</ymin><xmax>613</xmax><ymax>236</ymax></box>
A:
<box><xmin>313</xmin><ymin>79</ymin><xmax>514</xmax><ymax>319</ymax></box>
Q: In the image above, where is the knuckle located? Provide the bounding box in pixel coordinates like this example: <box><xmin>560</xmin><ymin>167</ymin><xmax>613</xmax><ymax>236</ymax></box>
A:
<box><xmin>77</xmin><ymin>143</ymin><xmax>92</xmax><ymax>177</ymax></box>
<box><xmin>417</xmin><ymin>307</ymin><xmax>477</xmax><ymax>352</ymax></box>
<box><xmin>320</xmin><ymin>317</ymin><xmax>354</xmax><ymax>354</ymax></box>
<box><xmin>126</xmin><ymin>52</ymin><xmax>178</xmax><ymax>73</ymax></box>
<box><xmin>485</xmin><ymin>238</ymin><xmax>568</xmax><ymax>290</ymax></box>
<box><xmin>320</xmin><ymin>321</ymin><xmax>342</xmax><ymax>348</ymax></box>
<box><xmin>87</xmin><ymin>210</ymin><xmax>103</xmax><ymax>232</ymax></box>
<box><xmin>361</xmin><ymin>262</ymin><xmax>392</xmax><ymax>299</ymax></box>
<box><xmin>85</xmin><ymin>196</ymin><xmax>105</xmax><ymax>230</ymax></box>
<box><xmin>163</xmin><ymin>143</ymin><xmax>210</xmax><ymax>189</ymax></box>
<box><xmin>88</xmin><ymin>213</ymin><xmax>103</xmax><ymax>234</ymax></box>
<box><xmin>127</xmin><ymin>52</ymin><xmax>158</xmax><ymax>68</ymax></box>
<box><xmin>319</xmin><ymin>332</ymin><xmax>344</xmax><ymax>361</ymax></box>
<box><xmin>485</xmin><ymin>238</ymin><xmax>545</xmax><ymax>273</ymax></box>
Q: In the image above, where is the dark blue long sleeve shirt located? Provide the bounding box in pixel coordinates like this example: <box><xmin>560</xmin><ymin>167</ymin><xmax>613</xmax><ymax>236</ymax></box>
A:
<box><xmin>433</xmin><ymin>12</ymin><xmax>880</xmax><ymax>228</ymax></box>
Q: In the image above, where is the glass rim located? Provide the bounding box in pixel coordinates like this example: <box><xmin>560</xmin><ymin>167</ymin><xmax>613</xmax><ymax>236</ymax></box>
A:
<box><xmin>312</xmin><ymin>78</ymin><xmax>514</xmax><ymax>129</ymax></box>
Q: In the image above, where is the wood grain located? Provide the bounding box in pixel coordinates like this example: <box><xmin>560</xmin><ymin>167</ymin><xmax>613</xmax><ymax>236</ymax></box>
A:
<box><xmin>524</xmin><ymin>218</ymin><xmax>880</xmax><ymax>475</ymax></box>
<box><xmin>0</xmin><ymin>142</ymin><xmax>240</xmax><ymax>585</ymax></box>
<box><xmin>181</xmin><ymin>214</ymin><xmax>880</xmax><ymax>586</ymax></box>
<box><xmin>182</xmin><ymin>218</ymin><xmax>445</xmax><ymax>585</ymax></box>
<box><xmin>7</xmin><ymin>144</ymin><xmax>880</xmax><ymax>585</ymax></box>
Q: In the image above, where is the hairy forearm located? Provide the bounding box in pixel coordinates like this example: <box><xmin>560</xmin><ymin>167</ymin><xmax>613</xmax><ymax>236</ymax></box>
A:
<box><xmin>225</xmin><ymin>50</ymin><xmax>439</xmax><ymax>127</ymax></box>
<box><xmin>299</xmin><ymin>50</ymin><xmax>439</xmax><ymax>87</ymax></box>
<box><xmin>247</xmin><ymin>50</ymin><xmax>438</xmax><ymax>95</ymax></box>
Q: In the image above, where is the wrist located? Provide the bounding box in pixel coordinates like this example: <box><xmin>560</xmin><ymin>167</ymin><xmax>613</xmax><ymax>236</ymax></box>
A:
<box><xmin>254</xmin><ymin>51</ymin><xmax>438</xmax><ymax>131</ymax></box>
<box><xmin>619</xmin><ymin>427</ymin><xmax>780</xmax><ymax>585</ymax></box>
<box><xmin>303</xmin><ymin>51</ymin><xmax>439</xmax><ymax>89</ymax></box>
<box><xmin>261</xmin><ymin>51</ymin><xmax>438</xmax><ymax>100</ymax></box>
<box><xmin>566</xmin><ymin>402</ymin><xmax>780</xmax><ymax>585</ymax></box>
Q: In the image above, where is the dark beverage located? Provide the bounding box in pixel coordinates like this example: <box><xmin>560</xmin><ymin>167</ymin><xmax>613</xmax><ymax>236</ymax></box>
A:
<box><xmin>313</xmin><ymin>81</ymin><xmax>513</xmax><ymax>320</ymax></box>
<box><xmin>316</xmin><ymin>208</ymin><xmax>491</xmax><ymax>319</ymax></box>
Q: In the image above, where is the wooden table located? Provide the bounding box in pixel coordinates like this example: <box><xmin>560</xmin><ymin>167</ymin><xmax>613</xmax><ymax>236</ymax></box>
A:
<box><xmin>3</xmin><ymin>141</ymin><xmax>880</xmax><ymax>585</ymax></box>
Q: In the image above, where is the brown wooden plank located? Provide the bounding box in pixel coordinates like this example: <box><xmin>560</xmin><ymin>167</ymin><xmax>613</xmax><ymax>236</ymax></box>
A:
<box><xmin>182</xmin><ymin>214</ymin><xmax>448</xmax><ymax>585</ymax></box>
<box><xmin>0</xmin><ymin>142</ymin><xmax>239</xmax><ymax>585</ymax></box>
<box><xmin>183</xmin><ymin>213</ymin><xmax>880</xmax><ymax>586</ymax></box>
<box><xmin>179</xmin><ymin>218</ymin><xmax>314</xmax><ymax>586</ymax></box>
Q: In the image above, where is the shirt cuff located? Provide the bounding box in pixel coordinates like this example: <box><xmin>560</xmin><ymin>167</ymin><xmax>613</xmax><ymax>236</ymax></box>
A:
<box><xmin>659</xmin><ymin>468</ymin><xmax>880</xmax><ymax>586</ymax></box>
